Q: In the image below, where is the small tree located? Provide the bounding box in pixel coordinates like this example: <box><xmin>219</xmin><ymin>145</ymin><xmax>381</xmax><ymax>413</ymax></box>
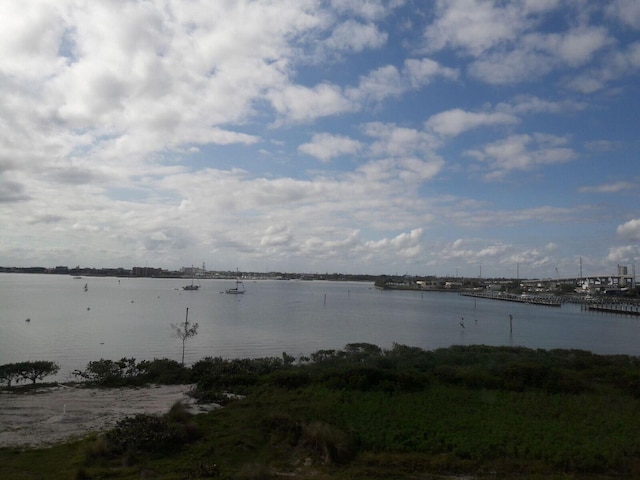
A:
<box><xmin>0</xmin><ymin>363</ymin><xmax>22</xmax><ymax>387</ymax></box>
<box><xmin>171</xmin><ymin>307</ymin><xmax>199</xmax><ymax>366</ymax></box>
<box><xmin>20</xmin><ymin>360</ymin><xmax>60</xmax><ymax>384</ymax></box>
<box><xmin>0</xmin><ymin>361</ymin><xmax>60</xmax><ymax>387</ymax></box>
<box><xmin>73</xmin><ymin>357</ymin><xmax>140</xmax><ymax>386</ymax></box>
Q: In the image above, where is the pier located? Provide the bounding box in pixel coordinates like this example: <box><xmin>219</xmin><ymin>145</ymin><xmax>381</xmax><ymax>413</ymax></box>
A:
<box><xmin>460</xmin><ymin>292</ymin><xmax>562</xmax><ymax>307</ymax></box>
<box><xmin>583</xmin><ymin>303</ymin><xmax>640</xmax><ymax>316</ymax></box>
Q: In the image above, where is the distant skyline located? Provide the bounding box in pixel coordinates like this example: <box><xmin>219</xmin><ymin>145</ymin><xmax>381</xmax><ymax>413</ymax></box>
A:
<box><xmin>1</xmin><ymin>1</ymin><xmax>639</xmax><ymax>278</ymax></box>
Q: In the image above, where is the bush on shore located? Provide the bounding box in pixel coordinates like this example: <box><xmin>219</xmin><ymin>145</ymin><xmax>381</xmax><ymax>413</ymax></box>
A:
<box><xmin>71</xmin><ymin>357</ymin><xmax>190</xmax><ymax>387</ymax></box>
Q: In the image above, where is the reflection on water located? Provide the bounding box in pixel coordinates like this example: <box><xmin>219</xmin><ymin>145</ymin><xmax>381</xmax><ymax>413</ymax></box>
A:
<box><xmin>1</xmin><ymin>273</ymin><xmax>640</xmax><ymax>380</ymax></box>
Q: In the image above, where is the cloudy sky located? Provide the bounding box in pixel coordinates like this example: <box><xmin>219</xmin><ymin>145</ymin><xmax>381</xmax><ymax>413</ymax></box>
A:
<box><xmin>1</xmin><ymin>0</ymin><xmax>639</xmax><ymax>278</ymax></box>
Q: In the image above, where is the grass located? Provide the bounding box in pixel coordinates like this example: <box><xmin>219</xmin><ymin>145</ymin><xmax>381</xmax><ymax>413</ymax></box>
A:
<box><xmin>2</xmin><ymin>344</ymin><xmax>640</xmax><ymax>478</ymax></box>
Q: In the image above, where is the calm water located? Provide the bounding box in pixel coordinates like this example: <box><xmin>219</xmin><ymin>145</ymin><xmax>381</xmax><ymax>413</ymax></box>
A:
<box><xmin>2</xmin><ymin>273</ymin><xmax>640</xmax><ymax>380</ymax></box>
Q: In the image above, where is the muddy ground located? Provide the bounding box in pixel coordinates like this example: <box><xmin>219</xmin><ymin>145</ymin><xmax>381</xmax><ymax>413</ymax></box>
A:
<box><xmin>0</xmin><ymin>384</ymin><xmax>214</xmax><ymax>448</ymax></box>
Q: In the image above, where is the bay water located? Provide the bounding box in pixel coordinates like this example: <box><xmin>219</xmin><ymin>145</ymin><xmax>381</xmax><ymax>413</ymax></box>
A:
<box><xmin>1</xmin><ymin>273</ymin><xmax>639</xmax><ymax>381</ymax></box>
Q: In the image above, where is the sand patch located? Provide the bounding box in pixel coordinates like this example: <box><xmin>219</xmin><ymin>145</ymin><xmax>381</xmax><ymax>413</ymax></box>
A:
<box><xmin>0</xmin><ymin>384</ymin><xmax>214</xmax><ymax>448</ymax></box>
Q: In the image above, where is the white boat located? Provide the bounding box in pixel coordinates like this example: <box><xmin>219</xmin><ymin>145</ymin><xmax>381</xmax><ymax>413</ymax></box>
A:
<box><xmin>226</xmin><ymin>270</ymin><xmax>245</xmax><ymax>294</ymax></box>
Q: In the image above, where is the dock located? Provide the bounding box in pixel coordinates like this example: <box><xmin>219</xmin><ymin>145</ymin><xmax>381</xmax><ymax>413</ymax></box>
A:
<box><xmin>583</xmin><ymin>304</ymin><xmax>640</xmax><ymax>316</ymax></box>
<box><xmin>460</xmin><ymin>292</ymin><xmax>562</xmax><ymax>307</ymax></box>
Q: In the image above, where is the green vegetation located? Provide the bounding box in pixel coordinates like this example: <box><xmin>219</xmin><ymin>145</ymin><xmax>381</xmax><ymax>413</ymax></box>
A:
<box><xmin>72</xmin><ymin>357</ymin><xmax>191</xmax><ymax>387</ymax></box>
<box><xmin>3</xmin><ymin>344</ymin><xmax>640</xmax><ymax>479</ymax></box>
<box><xmin>0</xmin><ymin>360</ymin><xmax>59</xmax><ymax>387</ymax></box>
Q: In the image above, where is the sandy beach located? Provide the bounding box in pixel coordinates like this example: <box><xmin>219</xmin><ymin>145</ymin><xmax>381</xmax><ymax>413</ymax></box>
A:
<box><xmin>0</xmin><ymin>384</ymin><xmax>213</xmax><ymax>448</ymax></box>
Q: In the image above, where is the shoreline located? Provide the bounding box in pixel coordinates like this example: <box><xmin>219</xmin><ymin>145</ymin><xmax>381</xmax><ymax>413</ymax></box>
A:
<box><xmin>0</xmin><ymin>383</ymin><xmax>211</xmax><ymax>448</ymax></box>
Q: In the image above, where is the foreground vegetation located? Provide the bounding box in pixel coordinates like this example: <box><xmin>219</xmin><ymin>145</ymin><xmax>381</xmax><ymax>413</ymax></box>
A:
<box><xmin>3</xmin><ymin>344</ymin><xmax>640</xmax><ymax>479</ymax></box>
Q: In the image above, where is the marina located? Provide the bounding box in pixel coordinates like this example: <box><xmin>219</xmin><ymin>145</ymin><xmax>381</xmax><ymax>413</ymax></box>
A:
<box><xmin>459</xmin><ymin>291</ymin><xmax>562</xmax><ymax>307</ymax></box>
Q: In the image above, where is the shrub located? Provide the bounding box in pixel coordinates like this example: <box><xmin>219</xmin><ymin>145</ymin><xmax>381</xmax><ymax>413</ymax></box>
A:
<box><xmin>192</xmin><ymin>356</ymin><xmax>285</xmax><ymax>390</ymax></box>
<box><xmin>500</xmin><ymin>362</ymin><xmax>559</xmax><ymax>392</ymax></box>
<box><xmin>83</xmin><ymin>434</ymin><xmax>113</xmax><ymax>463</ymax></box>
<box><xmin>0</xmin><ymin>363</ymin><xmax>24</xmax><ymax>387</ymax></box>
<box><xmin>105</xmin><ymin>403</ymin><xmax>199</xmax><ymax>456</ymax></box>
<box><xmin>262</xmin><ymin>411</ymin><xmax>302</xmax><ymax>446</ymax></box>
<box><xmin>267</xmin><ymin>370</ymin><xmax>311</xmax><ymax>389</ymax></box>
<box><xmin>138</xmin><ymin>358</ymin><xmax>190</xmax><ymax>384</ymax></box>
<box><xmin>300</xmin><ymin>421</ymin><xmax>355</xmax><ymax>464</ymax></box>
<box><xmin>72</xmin><ymin>358</ymin><xmax>141</xmax><ymax>386</ymax></box>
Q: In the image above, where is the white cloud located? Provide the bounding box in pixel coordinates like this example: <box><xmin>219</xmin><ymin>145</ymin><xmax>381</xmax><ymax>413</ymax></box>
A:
<box><xmin>467</xmin><ymin>25</ymin><xmax>612</xmax><ymax>85</ymax></box>
<box><xmin>363</xmin><ymin>122</ymin><xmax>439</xmax><ymax>157</ymax></box>
<box><xmin>466</xmin><ymin>133</ymin><xmax>576</xmax><ymax>180</ymax></box>
<box><xmin>403</xmin><ymin>58</ymin><xmax>459</xmax><ymax>87</ymax></box>
<box><xmin>437</xmin><ymin>238</ymin><xmax>558</xmax><ymax>274</ymax></box>
<box><xmin>269</xmin><ymin>56</ymin><xmax>457</xmax><ymax>124</ymax></box>
<box><xmin>440</xmin><ymin>239</ymin><xmax>511</xmax><ymax>263</ymax></box>
<box><xmin>268</xmin><ymin>83</ymin><xmax>355</xmax><ymax>123</ymax></box>
<box><xmin>260</xmin><ymin>225</ymin><xmax>294</xmax><ymax>248</ymax></box>
<box><xmin>583</xmin><ymin>140</ymin><xmax>622</xmax><ymax>152</ymax></box>
<box><xmin>0</xmin><ymin>2</ymin><xmax>67</xmax><ymax>78</ymax></box>
<box><xmin>346</xmin><ymin>58</ymin><xmax>458</xmax><ymax>105</ymax></box>
<box><xmin>325</xmin><ymin>20</ymin><xmax>387</xmax><ymax>52</ymax></box>
<box><xmin>617</xmin><ymin>219</ymin><xmax>640</xmax><ymax>240</ymax></box>
<box><xmin>555</xmin><ymin>27</ymin><xmax>612</xmax><ymax>66</ymax></box>
<box><xmin>330</xmin><ymin>0</ymin><xmax>399</xmax><ymax>20</ymax></box>
<box><xmin>497</xmin><ymin>95</ymin><xmax>587</xmax><ymax>115</ymax></box>
<box><xmin>606</xmin><ymin>0</ymin><xmax>640</xmax><ymax>29</ymax></box>
<box><xmin>525</xmin><ymin>27</ymin><xmax>612</xmax><ymax>68</ymax></box>
<box><xmin>565</xmin><ymin>41</ymin><xmax>640</xmax><ymax>93</ymax></box>
<box><xmin>423</xmin><ymin>0</ymin><xmax>527</xmax><ymax>56</ymax></box>
<box><xmin>426</xmin><ymin>108</ymin><xmax>519</xmax><ymax>137</ymax></box>
<box><xmin>579</xmin><ymin>181</ymin><xmax>635</xmax><ymax>193</ymax></box>
<box><xmin>349</xmin><ymin>64</ymin><xmax>405</xmax><ymax>102</ymax></box>
<box><xmin>298</xmin><ymin>133</ymin><xmax>363</xmax><ymax>162</ymax></box>
<box><xmin>363</xmin><ymin>229</ymin><xmax>424</xmax><ymax>259</ymax></box>
<box><xmin>607</xmin><ymin>245</ymin><xmax>640</xmax><ymax>263</ymax></box>
<box><xmin>468</xmin><ymin>48</ymin><xmax>553</xmax><ymax>84</ymax></box>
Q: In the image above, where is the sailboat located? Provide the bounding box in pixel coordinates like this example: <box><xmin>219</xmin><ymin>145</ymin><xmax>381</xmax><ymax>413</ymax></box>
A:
<box><xmin>183</xmin><ymin>266</ymin><xmax>200</xmax><ymax>291</ymax></box>
<box><xmin>226</xmin><ymin>270</ymin><xmax>245</xmax><ymax>294</ymax></box>
<box><xmin>183</xmin><ymin>281</ymin><xmax>199</xmax><ymax>291</ymax></box>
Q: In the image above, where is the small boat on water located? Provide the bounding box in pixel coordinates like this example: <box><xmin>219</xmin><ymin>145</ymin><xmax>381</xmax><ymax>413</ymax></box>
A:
<box><xmin>182</xmin><ymin>266</ymin><xmax>200</xmax><ymax>291</ymax></box>
<box><xmin>226</xmin><ymin>270</ymin><xmax>245</xmax><ymax>294</ymax></box>
<box><xmin>83</xmin><ymin>283</ymin><xmax>88</xmax><ymax>292</ymax></box>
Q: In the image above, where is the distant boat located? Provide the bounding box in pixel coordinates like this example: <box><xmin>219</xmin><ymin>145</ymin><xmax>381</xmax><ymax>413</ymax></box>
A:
<box><xmin>83</xmin><ymin>283</ymin><xmax>88</xmax><ymax>292</ymax></box>
<box><xmin>182</xmin><ymin>266</ymin><xmax>200</xmax><ymax>291</ymax></box>
<box><xmin>182</xmin><ymin>280</ymin><xmax>200</xmax><ymax>291</ymax></box>
<box><xmin>226</xmin><ymin>270</ymin><xmax>245</xmax><ymax>294</ymax></box>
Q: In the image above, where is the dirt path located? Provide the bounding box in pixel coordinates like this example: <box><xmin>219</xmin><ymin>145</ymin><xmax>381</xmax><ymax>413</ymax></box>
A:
<box><xmin>0</xmin><ymin>384</ymin><xmax>212</xmax><ymax>448</ymax></box>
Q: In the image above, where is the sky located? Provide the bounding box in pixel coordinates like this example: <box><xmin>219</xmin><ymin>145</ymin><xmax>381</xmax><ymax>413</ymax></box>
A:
<box><xmin>0</xmin><ymin>0</ymin><xmax>639</xmax><ymax>279</ymax></box>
